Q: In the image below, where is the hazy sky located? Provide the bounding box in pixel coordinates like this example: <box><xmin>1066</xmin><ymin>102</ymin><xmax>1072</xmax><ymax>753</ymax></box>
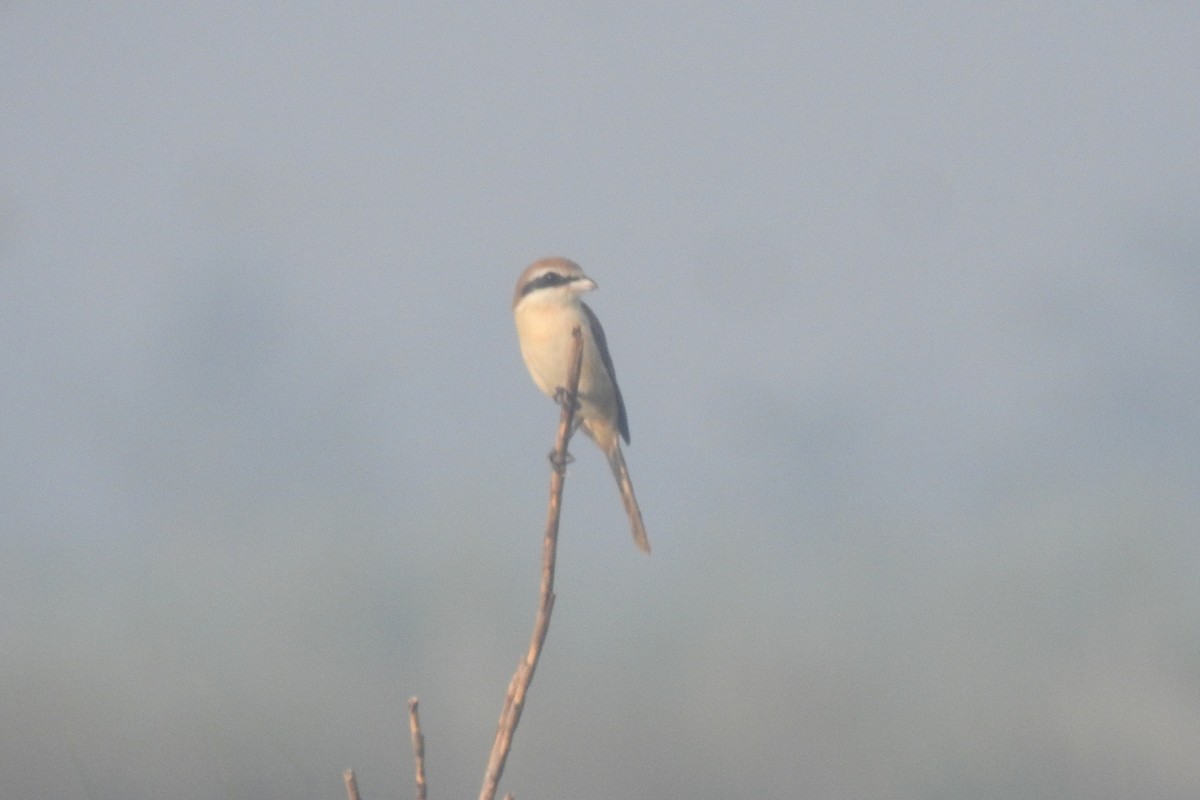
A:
<box><xmin>3</xmin><ymin>4</ymin><xmax>1199</xmax><ymax>799</ymax></box>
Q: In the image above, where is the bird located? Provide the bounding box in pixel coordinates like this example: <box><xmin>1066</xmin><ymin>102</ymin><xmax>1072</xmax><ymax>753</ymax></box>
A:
<box><xmin>512</xmin><ymin>257</ymin><xmax>650</xmax><ymax>554</ymax></box>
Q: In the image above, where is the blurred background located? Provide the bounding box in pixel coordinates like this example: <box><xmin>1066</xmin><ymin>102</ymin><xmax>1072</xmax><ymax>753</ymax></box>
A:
<box><xmin>3</xmin><ymin>3</ymin><xmax>1199</xmax><ymax>799</ymax></box>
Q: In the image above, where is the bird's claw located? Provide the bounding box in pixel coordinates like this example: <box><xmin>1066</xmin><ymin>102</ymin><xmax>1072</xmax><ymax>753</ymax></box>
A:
<box><xmin>552</xmin><ymin>386</ymin><xmax>580</xmax><ymax>412</ymax></box>
<box><xmin>548</xmin><ymin>449</ymin><xmax>574</xmax><ymax>472</ymax></box>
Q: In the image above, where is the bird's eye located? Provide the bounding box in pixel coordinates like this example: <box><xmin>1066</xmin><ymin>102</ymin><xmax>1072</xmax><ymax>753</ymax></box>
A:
<box><xmin>520</xmin><ymin>271</ymin><xmax>572</xmax><ymax>299</ymax></box>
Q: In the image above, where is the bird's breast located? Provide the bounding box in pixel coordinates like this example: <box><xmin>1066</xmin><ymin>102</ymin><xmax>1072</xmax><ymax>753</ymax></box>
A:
<box><xmin>515</xmin><ymin>302</ymin><xmax>617</xmax><ymax>422</ymax></box>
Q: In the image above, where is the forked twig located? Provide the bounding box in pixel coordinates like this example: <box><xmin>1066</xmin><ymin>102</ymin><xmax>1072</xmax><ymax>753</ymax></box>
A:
<box><xmin>477</xmin><ymin>326</ymin><xmax>585</xmax><ymax>800</ymax></box>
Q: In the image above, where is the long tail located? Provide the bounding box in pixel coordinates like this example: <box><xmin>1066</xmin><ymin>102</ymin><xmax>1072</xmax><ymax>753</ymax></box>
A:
<box><xmin>605</xmin><ymin>442</ymin><xmax>650</xmax><ymax>554</ymax></box>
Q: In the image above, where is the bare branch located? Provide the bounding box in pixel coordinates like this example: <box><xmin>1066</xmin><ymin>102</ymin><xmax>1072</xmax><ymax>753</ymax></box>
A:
<box><xmin>478</xmin><ymin>326</ymin><xmax>585</xmax><ymax>800</ymax></box>
<box><xmin>408</xmin><ymin>697</ymin><xmax>427</xmax><ymax>800</ymax></box>
<box><xmin>343</xmin><ymin>768</ymin><xmax>361</xmax><ymax>800</ymax></box>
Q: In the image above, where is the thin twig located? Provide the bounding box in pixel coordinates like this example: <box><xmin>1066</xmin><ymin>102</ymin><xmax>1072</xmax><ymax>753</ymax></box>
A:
<box><xmin>478</xmin><ymin>326</ymin><xmax>585</xmax><ymax>800</ymax></box>
<box><xmin>343</xmin><ymin>768</ymin><xmax>361</xmax><ymax>800</ymax></box>
<box><xmin>408</xmin><ymin>697</ymin><xmax>427</xmax><ymax>800</ymax></box>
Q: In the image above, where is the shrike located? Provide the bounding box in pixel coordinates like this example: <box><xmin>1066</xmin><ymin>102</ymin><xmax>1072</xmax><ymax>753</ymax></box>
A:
<box><xmin>513</xmin><ymin>257</ymin><xmax>650</xmax><ymax>554</ymax></box>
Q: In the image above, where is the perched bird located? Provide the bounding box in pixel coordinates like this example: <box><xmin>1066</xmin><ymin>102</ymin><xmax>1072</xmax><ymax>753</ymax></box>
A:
<box><xmin>512</xmin><ymin>257</ymin><xmax>650</xmax><ymax>554</ymax></box>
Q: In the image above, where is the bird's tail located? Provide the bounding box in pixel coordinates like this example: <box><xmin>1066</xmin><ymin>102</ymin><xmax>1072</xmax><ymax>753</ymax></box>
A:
<box><xmin>605</xmin><ymin>442</ymin><xmax>650</xmax><ymax>554</ymax></box>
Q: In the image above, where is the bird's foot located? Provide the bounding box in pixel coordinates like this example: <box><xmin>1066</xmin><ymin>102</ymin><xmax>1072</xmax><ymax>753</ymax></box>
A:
<box><xmin>552</xmin><ymin>386</ymin><xmax>580</xmax><ymax>412</ymax></box>
<box><xmin>548</xmin><ymin>449</ymin><xmax>574</xmax><ymax>472</ymax></box>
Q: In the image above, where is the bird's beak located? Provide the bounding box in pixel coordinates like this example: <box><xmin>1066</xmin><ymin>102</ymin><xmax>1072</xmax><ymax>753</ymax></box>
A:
<box><xmin>574</xmin><ymin>277</ymin><xmax>598</xmax><ymax>293</ymax></box>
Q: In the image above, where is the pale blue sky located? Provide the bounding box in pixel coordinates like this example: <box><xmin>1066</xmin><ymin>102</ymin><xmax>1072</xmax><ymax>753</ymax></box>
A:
<box><xmin>3</xmin><ymin>4</ymin><xmax>1199</xmax><ymax>799</ymax></box>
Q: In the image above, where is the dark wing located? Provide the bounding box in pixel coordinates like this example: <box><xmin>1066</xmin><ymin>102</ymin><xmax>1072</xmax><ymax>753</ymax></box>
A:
<box><xmin>581</xmin><ymin>302</ymin><xmax>630</xmax><ymax>444</ymax></box>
